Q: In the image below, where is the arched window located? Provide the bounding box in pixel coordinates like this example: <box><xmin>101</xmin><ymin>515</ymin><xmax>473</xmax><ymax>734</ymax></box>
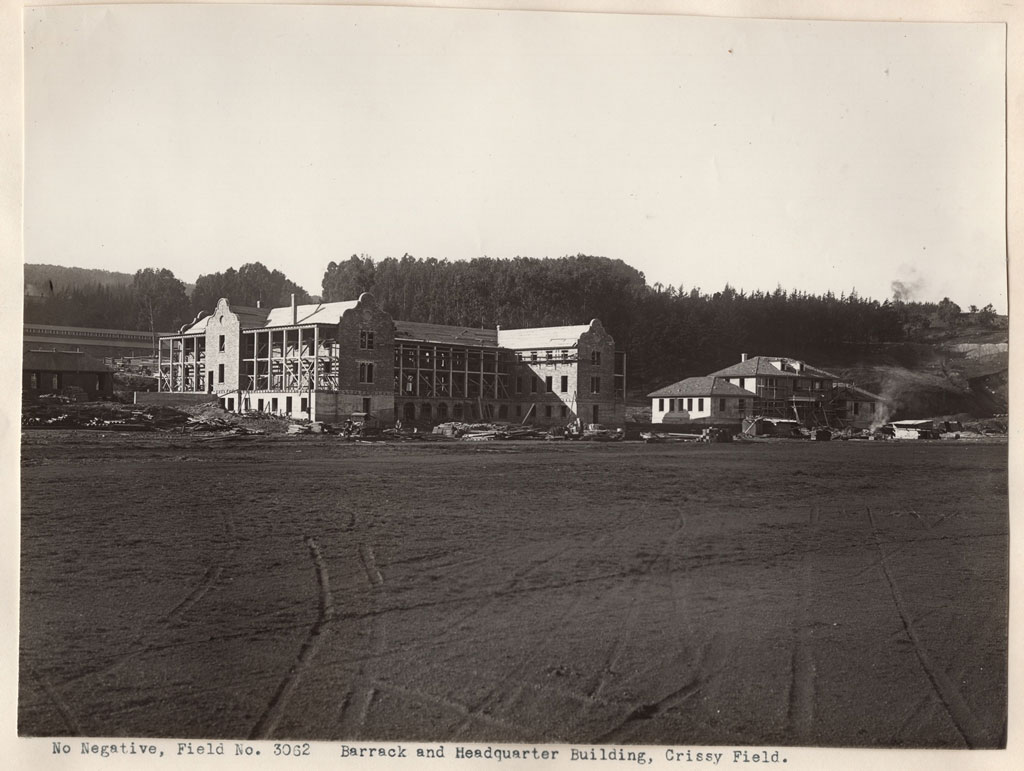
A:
<box><xmin>420</xmin><ymin>403</ymin><xmax>432</xmax><ymax>421</ymax></box>
<box><xmin>437</xmin><ymin>403</ymin><xmax>449</xmax><ymax>421</ymax></box>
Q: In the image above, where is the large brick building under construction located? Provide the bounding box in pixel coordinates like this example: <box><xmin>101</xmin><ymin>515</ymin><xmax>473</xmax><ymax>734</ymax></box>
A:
<box><xmin>152</xmin><ymin>293</ymin><xmax>627</xmax><ymax>426</ymax></box>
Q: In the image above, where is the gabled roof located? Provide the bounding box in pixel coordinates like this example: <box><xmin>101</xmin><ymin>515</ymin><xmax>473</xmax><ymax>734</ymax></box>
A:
<box><xmin>264</xmin><ymin>300</ymin><xmax>360</xmax><ymax>328</ymax></box>
<box><xmin>23</xmin><ymin>349</ymin><xmax>113</xmax><ymax>373</ymax></box>
<box><xmin>497</xmin><ymin>323</ymin><xmax>594</xmax><ymax>350</ymax></box>
<box><xmin>890</xmin><ymin>420</ymin><xmax>934</xmax><ymax>428</ymax></box>
<box><xmin>709</xmin><ymin>355</ymin><xmax>838</xmax><ymax>380</ymax></box>
<box><xmin>648</xmin><ymin>376</ymin><xmax>755</xmax><ymax>398</ymax></box>
<box><xmin>233</xmin><ymin>306</ymin><xmax>273</xmax><ymax>328</ymax></box>
<box><xmin>394</xmin><ymin>321</ymin><xmax>498</xmax><ymax>347</ymax></box>
<box><xmin>179</xmin><ymin>305</ymin><xmax>271</xmax><ymax>334</ymax></box>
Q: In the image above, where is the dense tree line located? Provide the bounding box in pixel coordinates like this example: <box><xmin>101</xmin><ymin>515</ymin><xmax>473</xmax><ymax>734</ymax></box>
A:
<box><xmin>190</xmin><ymin>263</ymin><xmax>312</xmax><ymax>314</ymax></box>
<box><xmin>25</xmin><ymin>268</ymin><xmax>190</xmax><ymax>336</ymax></box>
<box><xmin>25</xmin><ymin>254</ymin><xmax>998</xmax><ymax>392</ymax></box>
<box><xmin>24</xmin><ymin>262</ymin><xmax>313</xmax><ymax>336</ymax></box>
<box><xmin>322</xmin><ymin>254</ymin><xmax>912</xmax><ymax>388</ymax></box>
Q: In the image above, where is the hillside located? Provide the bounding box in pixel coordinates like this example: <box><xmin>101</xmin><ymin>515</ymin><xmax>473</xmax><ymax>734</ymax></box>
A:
<box><xmin>24</xmin><ymin>264</ymin><xmax>195</xmax><ymax>295</ymax></box>
<box><xmin>24</xmin><ymin>264</ymin><xmax>134</xmax><ymax>294</ymax></box>
<box><xmin>814</xmin><ymin>321</ymin><xmax>1009</xmax><ymax>421</ymax></box>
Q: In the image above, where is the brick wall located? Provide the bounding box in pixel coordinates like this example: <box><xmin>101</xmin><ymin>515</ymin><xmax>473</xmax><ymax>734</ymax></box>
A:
<box><xmin>332</xmin><ymin>293</ymin><xmax>396</xmax><ymax>420</ymax></box>
<box><xmin>575</xmin><ymin>320</ymin><xmax>621</xmax><ymax>425</ymax></box>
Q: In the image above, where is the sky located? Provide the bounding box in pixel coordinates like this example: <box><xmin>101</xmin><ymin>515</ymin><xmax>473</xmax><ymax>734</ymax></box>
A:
<box><xmin>24</xmin><ymin>4</ymin><xmax>1008</xmax><ymax>311</ymax></box>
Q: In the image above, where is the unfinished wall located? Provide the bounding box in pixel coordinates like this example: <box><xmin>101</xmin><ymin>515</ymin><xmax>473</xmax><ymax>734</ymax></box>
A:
<box><xmin>333</xmin><ymin>293</ymin><xmax>396</xmax><ymax>421</ymax></box>
<box><xmin>204</xmin><ymin>299</ymin><xmax>244</xmax><ymax>398</ymax></box>
<box><xmin>574</xmin><ymin>320</ymin><xmax>622</xmax><ymax>426</ymax></box>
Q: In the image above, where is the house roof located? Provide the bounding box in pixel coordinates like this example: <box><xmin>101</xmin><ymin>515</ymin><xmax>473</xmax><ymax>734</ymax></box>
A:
<box><xmin>23</xmin><ymin>349</ymin><xmax>113</xmax><ymax>373</ymax></box>
<box><xmin>709</xmin><ymin>355</ymin><xmax>838</xmax><ymax>380</ymax></box>
<box><xmin>890</xmin><ymin>419</ymin><xmax>934</xmax><ymax>428</ymax></box>
<box><xmin>394</xmin><ymin>321</ymin><xmax>499</xmax><ymax>347</ymax></box>
<box><xmin>648</xmin><ymin>376</ymin><xmax>755</xmax><ymax>398</ymax></box>
<box><xmin>497</xmin><ymin>323</ymin><xmax>593</xmax><ymax>350</ymax></box>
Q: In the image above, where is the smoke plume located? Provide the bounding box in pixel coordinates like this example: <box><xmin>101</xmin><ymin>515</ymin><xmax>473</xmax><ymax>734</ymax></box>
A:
<box><xmin>891</xmin><ymin>268</ymin><xmax>925</xmax><ymax>302</ymax></box>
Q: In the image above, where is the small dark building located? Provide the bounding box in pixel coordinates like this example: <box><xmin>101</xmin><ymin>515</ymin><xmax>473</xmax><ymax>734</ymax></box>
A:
<box><xmin>23</xmin><ymin>349</ymin><xmax>114</xmax><ymax>400</ymax></box>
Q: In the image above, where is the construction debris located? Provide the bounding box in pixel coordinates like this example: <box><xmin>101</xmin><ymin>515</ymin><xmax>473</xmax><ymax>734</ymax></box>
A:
<box><xmin>432</xmin><ymin>422</ymin><xmax>548</xmax><ymax>441</ymax></box>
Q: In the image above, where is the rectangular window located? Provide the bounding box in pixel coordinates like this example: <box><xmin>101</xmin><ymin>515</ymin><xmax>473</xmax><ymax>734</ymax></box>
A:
<box><xmin>301</xmin><ymin>397</ymin><xmax>309</xmax><ymax>413</ymax></box>
<box><xmin>560</xmin><ymin>405</ymin><xmax>568</xmax><ymax>418</ymax></box>
<box><xmin>562</xmin><ymin>350</ymin><xmax>570</xmax><ymax>361</ymax></box>
<box><xmin>545</xmin><ymin>375</ymin><xmax>553</xmax><ymax>392</ymax></box>
<box><xmin>515</xmin><ymin>376</ymin><xmax>522</xmax><ymax>394</ymax></box>
<box><xmin>531</xmin><ymin>376</ymin><xmax>538</xmax><ymax>394</ymax></box>
<box><xmin>359</xmin><ymin>362</ymin><xmax>375</xmax><ymax>383</ymax></box>
<box><xmin>219</xmin><ymin>335</ymin><xmax>225</xmax><ymax>352</ymax></box>
<box><xmin>591</xmin><ymin>350</ymin><xmax>602</xmax><ymax>365</ymax></box>
<box><xmin>853</xmin><ymin>402</ymin><xmax>861</xmax><ymax>415</ymax></box>
<box><xmin>698</xmin><ymin>398</ymin><xmax>704</xmax><ymax>411</ymax></box>
<box><xmin>659</xmin><ymin>398</ymin><xmax>664</xmax><ymax>412</ymax></box>
<box><xmin>546</xmin><ymin>350</ymin><xmax>553</xmax><ymax>361</ymax></box>
<box><xmin>271</xmin><ymin>398</ymin><xmax>278</xmax><ymax>411</ymax></box>
<box><xmin>545</xmin><ymin>405</ymin><xmax>552</xmax><ymax>418</ymax></box>
<box><xmin>258</xmin><ymin>399</ymin><xmax>264</xmax><ymax>411</ymax></box>
<box><xmin>719</xmin><ymin>398</ymin><xmax>726</xmax><ymax>412</ymax></box>
<box><xmin>590</xmin><ymin>376</ymin><xmax>601</xmax><ymax>394</ymax></box>
<box><xmin>738</xmin><ymin>398</ymin><xmax>746</xmax><ymax>411</ymax></box>
<box><xmin>687</xmin><ymin>398</ymin><xmax>693</xmax><ymax>411</ymax></box>
<box><xmin>530</xmin><ymin>351</ymin><xmax>538</xmax><ymax>362</ymax></box>
<box><xmin>516</xmin><ymin>405</ymin><xmax>522</xmax><ymax>417</ymax></box>
<box><xmin>227</xmin><ymin>397</ymin><xmax>235</xmax><ymax>411</ymax></box>
<box><xmin>739</xmin><ymin>377</ymin><xmax>745</xmax><ymax>390</ymax></box>
<box><xmin>359</xmin><ymin>330</ymin><xmax>374</xmax><ymax>349</ymax></box>
<box><xmin>363</xmin><ymin>397</ymin><xmax>372</xmax><ymax>413</ymax></box>
<box><xmin>560</xmin><ymin>375</ymin><xmax>568</xmax><ymax>392</ymax></box>
<box><xmin>669</xmin><ymin>399</ymin><xmax>675</xmax><ymax>411</ymax></box>
<box><xmin>286</xmin><ymin>396</ymin><xmax>293</xmax><ymax>413</ymax></box>
<box><xmin>218</xmin><ymin>363</ymin><xmax>225</xmax><ymax>383</ymax></box>
<box><xmin>51</xmin><ymin>373</ymin><xmax>59</xmax><ymax>390</ymax></box>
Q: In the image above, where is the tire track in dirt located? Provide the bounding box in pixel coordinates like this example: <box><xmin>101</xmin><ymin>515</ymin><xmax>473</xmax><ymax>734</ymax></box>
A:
<box><xmin>786</xmin><ymin>544</ymin><xmax>817</xmax><ymax>742</ymax></box>
<box><xmin>249</xmin><ymin>536</ymin><xmax>335</xmax><ymax>740</ymax></box>
<box><xmin>866</xmin><ymin>507</ymin><xmax>992</xmax><ymax>748</ymax></box>
<box><xmin>439</xmin><ymin>542</ymin><xmax>575</xmax><ymax>636</ymax></box>
<box><xmin>55</xmin><ymin>510</ymin><xmax>240</xmax><ymax>688</ymax></box>
<box><xmin>375</xmin><ymin>680</ymin><xmax>532</xmax><ymax>737</ymax></box>
<box><xmin>25</xmin><ymin>663</ymin><xmax>84</xmax><ymax>735</ymax></box>
<box><xmin>573</xmin><ymin>513</ymin><xmax>689</xmax><ymax>740</ymax></box>
<box><xmin>445</xmin><ymin>532</ymin><xmax>622</xmax><ymax>740</ymax></box>
<box><xmin>333</xmin><ymin>541</ymin><xmax>389</xmax><ymax>739</ymax></box>
<box><xmin>590</xmin><ymin>647</ymin><xmax>708</xmax><ymax>744</ymax></box>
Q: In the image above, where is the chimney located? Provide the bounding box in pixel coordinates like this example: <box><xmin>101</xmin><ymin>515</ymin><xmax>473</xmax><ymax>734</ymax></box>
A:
<box><xmin>740</xmin><ymin>353</ymin><xmax>748</xmax><ymax>362</ymax></box>
<box><xmin>291</xmin><ymin>293</ymin><xmax>297</xmax><ymax>325</ymax></box>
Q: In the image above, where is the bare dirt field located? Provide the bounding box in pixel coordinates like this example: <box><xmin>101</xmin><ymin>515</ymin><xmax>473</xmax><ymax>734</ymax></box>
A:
<box><xmin>19</xmin><ymin>433</ymin><xmax>1007</xmax><ymax>748</ymax></box>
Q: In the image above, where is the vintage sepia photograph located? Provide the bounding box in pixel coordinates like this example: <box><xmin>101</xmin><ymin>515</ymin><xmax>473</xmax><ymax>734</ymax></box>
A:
<box><xmin>13</xmin><ymin>0</ymin><xmax>1010</xmax><ymax>758</ymax></box>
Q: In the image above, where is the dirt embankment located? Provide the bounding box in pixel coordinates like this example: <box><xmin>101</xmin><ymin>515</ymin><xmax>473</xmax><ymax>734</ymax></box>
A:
<box><xmin>818</xmin><ymin>336</ymin><xmax>1008</xmax><ymax>421</ymax></box>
